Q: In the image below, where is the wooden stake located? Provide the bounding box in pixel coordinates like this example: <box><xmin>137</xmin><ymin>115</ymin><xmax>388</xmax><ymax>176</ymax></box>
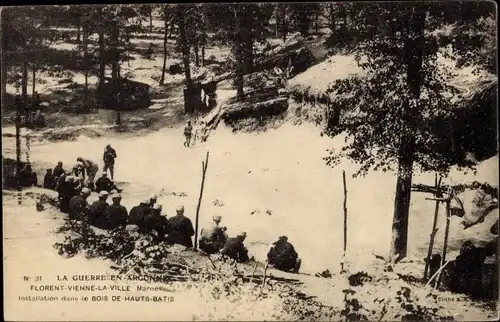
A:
<box><xmin>15</xmin><ymin>96</ymin><xmax>22</xmax><ymax>205</ymax></box>
<box><xmin>257</xmin><ymin>262</ymin><xmax>269</xmax><ymax>299</ymax></box>
<box><xmin>437</xmin><ymin>198</ymin><xmax>452</xmax><ymax>288</ymax></box>
<box><xmin>424</xmin><ymin>174</ymin><xmax>442</xmax><ymax>279</ymax></box>
<box><xmin>341</xmin><ymin>170</ymin><xmax>348</xmax><ymax>273</ymax></box>
<box><xmin>424</xmin><ymin>259</ymin><xmax>452</xmax><ymax>288</ymax></box>
<box><xmin>194</xmin><ymin>151</ymin><xmax>209</xmax><ymax>251</ymax></box>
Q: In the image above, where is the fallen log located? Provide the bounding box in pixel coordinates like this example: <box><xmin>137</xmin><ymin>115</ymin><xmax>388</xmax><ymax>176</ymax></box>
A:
<box><xmin>221</xmin><ymin>96</ymin><xmax>288</xmax><ymax>121</ymax></box>
<box><xmin>255</xmin><ymin>40</ymin><xmax>317</xmax><ymax>76</ymax></box>
<box><xmin>226</xmin><ymin>86</ymin><xmax>279</xmax><ymax>105</ymax></box>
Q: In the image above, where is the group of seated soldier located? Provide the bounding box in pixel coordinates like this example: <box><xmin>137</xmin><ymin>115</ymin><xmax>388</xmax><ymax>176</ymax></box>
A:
<box><xmin>46</xmin><ymin>165</ymin><xmax>301</xmax><ymax>273</ymax></box>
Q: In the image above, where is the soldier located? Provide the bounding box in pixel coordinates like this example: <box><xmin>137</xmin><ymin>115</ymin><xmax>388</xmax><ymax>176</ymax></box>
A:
<box><xmin>68</xmin><ymin>187</ymin><xmax>91</xmax><ymax>220</ymax></box>
<box><xmin>43</xmin><ymin>169</ymin><xmax>55</xmax><ymax>190</ymax></box>
<box><xmin>53</xmin><ymin>161</ymin><xmax>65</xmax><ymax>178</ymax></box>
<box><xmin>129</xmin><ymin>198</ymin><xmax>151</xmax><ymax>229</ymax></box>
<box><xmin>220</xmin><ymin>232</ymin><xmax>249</xmax><ymax>263</ymax></box>
<box><xmin>19</xmin><ymin>163</ymin><xmax>37</xmax><ymax>187</ymax></box>
<box><xmin>149</xmin><ymin>194</ymin><xmax>158</xmax><ymax>208</ymax></box>
<box><xmin>102</xmin><ymin>193</ymin><xmax>128</xmax><ymax>230</ymax></box>
<box><xmin>199</xmin><ymin>121</ymin><xmax>209</xmax><ymax>143</ymax></box>
<box><xmin>199</xmin><ymin>215</ymin><xmax>228</xmax><ymax>254</ymax></box>
<box><xmin>89</xmin><ymin>191</ymin><xmax>110</xmax><ymax>228</ymax></box>
<box><xmin>143</xmin><ymin>203</ymin><xmax>168</xmax><ymax>241</ymax></box>
<box><xmin>59</xmin><ymin>175</ymin><xmax>78</xmax><ymax>213</ymax></box>
<box><xmin>103</xmin><ymin>144</ymin><xmax>118</xmax><ymax>180</ymax></box>
<box><xmin>183</xmin><ymin>120</ymin><xmax>193</xmax><ymax>147</ymax></box>
<box><xmin>53</xmin><ymin>162</ymin><xmax>65</xmax><ymax>190</ymax></box>
<box><xmin>165</xmin><ymin>205</ymin><xmax>194</xmax><ymax>248</ymax></box>
<box><xmin>76</xmin><ymin>157</ymin><xmax>99</xmax><ymax>190</ymax></box>
<box><xmin>95</xmin><ymin>172</ymin><xmax>119</xmax><ymax>193</ymax></box>
<box><xmin>72</xmin><ymin>162</ymin><xmax>84</xmax><ymax>178</ymax></box>
<box><xmin>267</xmin><ymin>235</ymin><xmax>301</xmax><ymax>273</ymax></box>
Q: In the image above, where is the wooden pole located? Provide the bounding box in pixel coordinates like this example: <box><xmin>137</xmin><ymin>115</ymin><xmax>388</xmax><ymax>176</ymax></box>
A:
<box><xmin>194</xmin><ymin>151</ymin><xmax>209</xmax><ymax>250</ymax></box>
<box><xmin>436</xmin><ymin>199</ymin><xmax>452</xmax><ymax>288</ymax></box>
<box><xmin>341</xmin><ymin>170</ymin><xmax>348</xmax><ymax>273</ymax></box>
<box><xmin>15</xmin><ymin>103</ymin><xmax>22</xmax><ymax>205</ymax></box>
<box><xmin>424</xmin><ymin>174</ymin><xmax>442</xmax><ymax>279</ymax></box>
<box><xmin>258</xmin><ymin>262</ymin><xmax>269</xmax><ymax>299</ymax></box>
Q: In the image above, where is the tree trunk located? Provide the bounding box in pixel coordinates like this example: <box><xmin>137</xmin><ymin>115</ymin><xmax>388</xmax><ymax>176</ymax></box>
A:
<box><xmin>234</xmin><ymin>6</ymin><xmax>245</xmax><ymax>100</ymax></box>
<box><xmin>98</xmin><ymin>29</ymin><xmax>105</xmax><ymax>88</ymax></box>
<box><xmin>315</xmin><ymin>8</ymin><xmax>319</xmax><ymax>33</ymax></box>
<box><xmin>111</xmin><ymin>27</ymin><xmax>119</xmax><ymax>85</ymax></box>
<box><xmin>111</xmin><ymin>23</ymin><xmax>120</xmax><ymax>119</ymax></box>
<box><xmin>76</xmin><ymin>20</ymin><xmax>81</xmax><ymax>43</ymax></box>
<box><xmin>149</xmin><ymin>12</ymin><xmax>153</xmax><ymax>33</ymax></box>
<box><xmin>178</xmin><ymin>10</ymin><xmax>194</xmax><ymax>113</ymax></box>
<box><xmin>160</xmin><ymin>18</ymin><xmax>169</xmax><ymax>85</ymax></box>
<box><xmin>1</xmin><ymin>23</ymin><xmax>7</xmax><ymax>108</ymax></box>
<box><xmin>243</xmin><ymin>34</ymin><xmax>253</xmax><ymax>75</ymax></box>
<box><xmin>201</xmin><ymin>43</ymin><xmax>205</xmax><ymax>67</ymax></box>
<box><xmin>282</xmin><ymin>17</ymin><xmax>288</xmax><ymax>42</ymax></box>
<box><xmin>83</xmin><ymin>29</ymin><xmax>89</xmax><ymax>96</ymax></box>
<box><xmin>389</xmin><ymin>7</ymin><xmax>426</xmax><ymax>261</ymax></box>
<box><xmin>31</xmin><ymin>66</ymin><xmax>36</xmax><ymax>97</ymax></box>
<box><xmin>329</xmin><ymin>3</ymin><xmax>335</xmax><ymax>31</ymax></box>
<box><xmin>194</xmin><ymin>41</ymin><xmax>200</xmax><ymax>67</ymax></box>
<box><xmin>390</xmin><ymin>138</ymin><xmax>414</xmax><ymax>261</ymax></box>
<box><xmin>22</xmin><ymin>58</ymin><xmax>28</xmax><ymax>125</ymax></box>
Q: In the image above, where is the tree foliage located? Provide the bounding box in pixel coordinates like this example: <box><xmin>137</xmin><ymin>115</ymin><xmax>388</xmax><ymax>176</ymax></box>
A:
<box><xmin>321</xmin><ymin>1</ymin><xmax>496</xmax><ymax>260</ymax></box>
<box><xmin>323</xmin><ymin>1</ymin><xmax>496</xmax><ymax>177</ymax></box>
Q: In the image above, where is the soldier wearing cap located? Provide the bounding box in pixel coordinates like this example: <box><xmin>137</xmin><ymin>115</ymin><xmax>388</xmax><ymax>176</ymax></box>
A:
<box><xmin>72</xmin><ymin>162</ymin><xmax>85</xmax><ymax>178</ymax></box>
<box><xmin>76</xmin><ymin>157</ymin><xmax>99</xmax><ymax>191</ymax></box>
<box><xmin>102</xmin><ymin>193</ymin><xmax>128</xmax><ymax>230</ymax></box>
<box><xmin>129</xmin><ymin>198</ymin><xmax>151</xmax><ymax>228</ymax></box>
<box><xmin>68</xmin><ymin>187</ymin><xmax>91</xmax><ymax>220</ymax></box>
<box><xmin>143</xmin><ymin>203</ymin><xmax>168</xmax><ymax>241</ymax></box>
<box><xmin>267</xmin><ymin>235</ymin><xmax>301</xmax><ymax>273</ymax></box>
<box><xmin>59</xmin><ymin>175</ymin><xmax>79</xmax><ymax>213</ymax></box>
<box><xmin>103</xmin><ymin>144</ymin><xmax>117</xmax><ymax>180</ymax></box>
<box><xmin>149</xmin><ymin>194</ymin><xmax>158</xmax><ymax>208</ymax></box>
<box><xmin>89</xmin><ymin>191</ymin><xmax>110</xmax><ymax>227</ymax></box>
<box><xmin>53</xmin><ymin>161</ymin><xmax>65</xmax><ymax>178</ymax></box>
<box><xmin>165</xmin><ymin>205</ymin><xmax>195</xmax><ymax>248</ymax></box>
<box><xmin>43</xmin><ymin>168</ymin><xmax>55</xmax><ymax>190</ymax></box>
<box><xmin>220</xmin><ymin>232</ymin><xmax>249</xmax><ymax>263</ymax></box>
<box><xmin>53</xmin><ymin>161</ymin><xmax>65</xmax><ymax>190</ymax></box>
<box><xmin>95</xmin><ymin>172</ymin><xmax>119</xmax><ymax>193</ymax></box>
<box><xmin>199</xmin><ymin>215</ymin><xmax>228</xmax><ymax>254</ymax></box>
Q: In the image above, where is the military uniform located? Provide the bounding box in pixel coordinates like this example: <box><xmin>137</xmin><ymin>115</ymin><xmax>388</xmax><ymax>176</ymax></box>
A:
<box><xmin>102</xmin><ymin>204</ymin><xmax>128</xmax><ymax>230</ymax></box>
<box><xmin>43</xmin><ymin>170</ymin><xmax>55</xmax><ymax>190</ymax></box>
<box><xmin>60</xmin><ymin>179</ymin><xmax>79</xmax><ymax>214</ymax></box>
<box><xmin>165</xmin><ymin>215</ymin><xmax>194</xmax><ymax>248</ymax></box>
<box><xmin>199</xmin><ymin>222</ymin><xmax>228</xmax><ymax>254</ymax></box>
<box><xmin>103</xmin><ymin>146</ymin><xmax>117</xmax><ymax>180</ymax></box>
<box><xmin>129</xmin><ymin>204</ymin><xmax>150</xmax><ymax>228</ymax></box>
<box><xmin>68</xmin><ymin>194</ymin><xmax>89</xmax><ymax>220</ymax></box>
<box><xmin>95</xmin><ymin>176</ymin><xmax>116</xmax><ymax>192</ymax></box>
<box><xmin>143</xmin><ymin>212</ymin><xmax>168</xmax><ymax>241</ymax></box>
<box><xmin>53</xmin><ymin>164</ymin><xmax>65</xmax><ymax>178</ymax></box>
<box><xmin>267</xmin><ymin>239</ymin><xmax>301</xmax><ymax>272</ymax></box>
<box><xmin>89</xmin><ymin>199</ymin><xmax>109</xmax><ymax>228</ymax></box>
<box><xmin>220</xmin><ymin>237</ymin><xmax>249</xmax><ymax>263</ymax></box>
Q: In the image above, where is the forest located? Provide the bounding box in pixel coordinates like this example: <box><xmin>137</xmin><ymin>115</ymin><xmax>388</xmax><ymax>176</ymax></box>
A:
<box><xmin>1</xmin><ymin>3</ymin><xmax>498</xmax><ymax>321</ymax></box>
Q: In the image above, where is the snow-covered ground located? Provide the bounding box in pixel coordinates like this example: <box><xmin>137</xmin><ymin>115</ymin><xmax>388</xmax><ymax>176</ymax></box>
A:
<box><xmin>288</xmin><ymin>53</ymin><xmax>496</xmax><ymax>99</ymax></box>
<box><xmin>3</xmin><ymin>120</ymin><xmax>498</xmax><ymax>274</ymax></box>
<box><xmin>2</xmin><ymin>23</ymin><xmax>498</xmax><ymax>320</ymax></box>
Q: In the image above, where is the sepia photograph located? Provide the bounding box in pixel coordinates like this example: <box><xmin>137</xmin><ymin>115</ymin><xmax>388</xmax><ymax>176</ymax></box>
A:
<box><xmin>1</xmin><ymin>2</ymin><xmax>498</xmax><ymax>321</ymax></box>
